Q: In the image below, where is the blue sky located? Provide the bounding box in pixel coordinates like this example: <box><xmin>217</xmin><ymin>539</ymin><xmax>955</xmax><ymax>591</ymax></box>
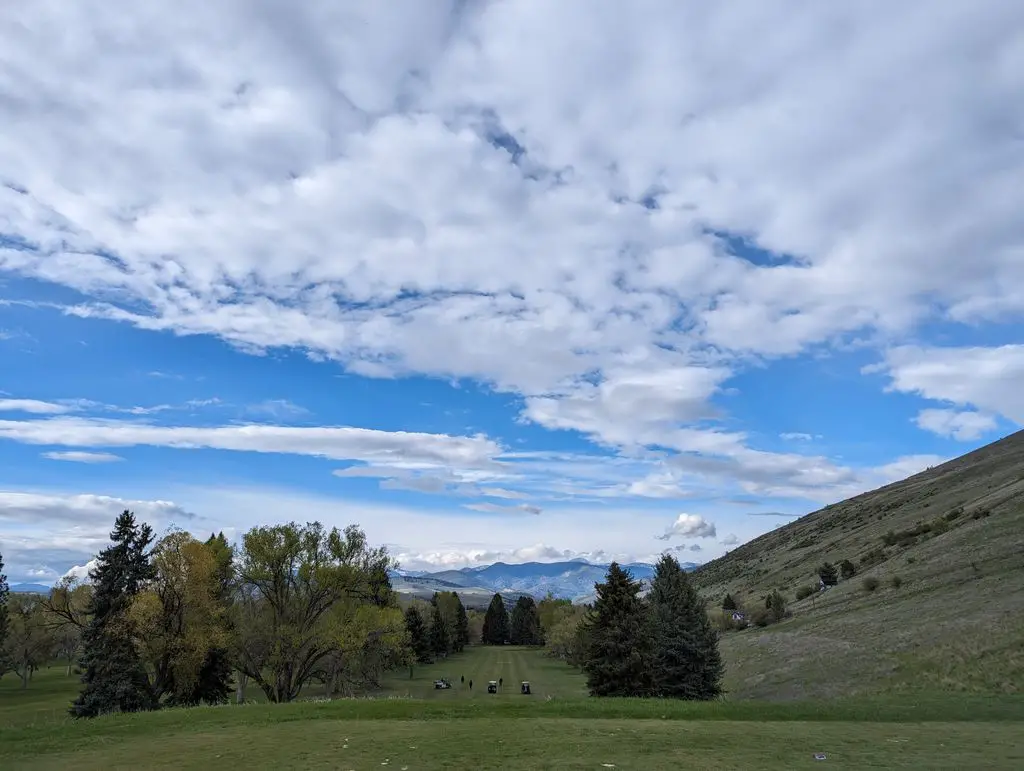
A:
<box><xmin>1</xmin><ymin>0</ymin><xmax>1023</xmax><ymax>584</ymax></box>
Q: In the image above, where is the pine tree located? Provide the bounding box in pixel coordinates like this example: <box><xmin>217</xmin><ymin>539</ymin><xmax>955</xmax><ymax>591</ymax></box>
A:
<box><xmin>404</xmin><ymin>606</ymin><xmax>432</xmax><ymax>663</ymax></box>
<box><xmin>70</xmin><ymin>510</ymin><xmax>158</xmax><ymax>718</ymax></box>
<box><xmin>722</xmin><ymin>593</ymin><xmax>737</xmax><ymax>611</ymax></box>
<box><xmin>509</xmin><ymin>596</ymin><xmax>543</xmax><ymax>645</ymax></box>
<box><xmin>453</xmin><ymin>593</ymin><xmax>470</xmax><ymax>650</ymax></box>
<box><xmin>647</xmin><ymin>554</ymin><xmax>723</xmax><ymax>700</ymax></box>
<box><xmin>581</xmin><ymin>562</ymin><xmax>649</xmax><ymax>697</ymax></box>
<box><xmin>818</xmin><ymin>562</ymin><xmax>839</xmax><ymax>587</ymax></box>
<box><xmin>429</xmin><ymin>601</ymin><xmax>450</xmax><ymax>657</ymax></box>
<box><xmin>0</xmin><ymin>551</ymin><xmax>9</xmax><ymax>670</ymax></box>
<box><xmin>481</xmin><ymin>593</ymin><xmax>509</xmax><ymax>645</ymax></box>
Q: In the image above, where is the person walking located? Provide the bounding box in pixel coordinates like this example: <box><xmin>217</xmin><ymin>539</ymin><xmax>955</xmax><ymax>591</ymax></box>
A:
<box><xmin>461</xmin><ymin>675</ymin><xmax>465</xmax><ymax>684</ymax></box>
<box><xmin>469</xmin><ymin>679</ymin><xmax>473</xmax><ymax>690</ymax></box>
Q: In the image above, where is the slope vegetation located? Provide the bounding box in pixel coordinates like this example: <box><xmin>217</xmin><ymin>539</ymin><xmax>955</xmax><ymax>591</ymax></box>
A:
<box><xmin>693</xmin><ymin>429</ymin><xmax>1024</xmax><ymax>700</ymax></box>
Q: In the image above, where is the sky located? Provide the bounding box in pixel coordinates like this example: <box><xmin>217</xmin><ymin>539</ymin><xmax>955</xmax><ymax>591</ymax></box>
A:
<box><xmin>1</xmin><ymin>1</ymin><xmax>1023</xmax><ymax>585</ymax></box>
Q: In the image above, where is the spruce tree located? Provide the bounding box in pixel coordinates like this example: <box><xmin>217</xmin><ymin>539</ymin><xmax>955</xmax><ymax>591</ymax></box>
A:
<box><xmin>582</xmin><ymin>562</ymin><xmax>649</xmax><ymax>697</ymax></box>
<box><xmin>818</xmin><ymin>562</ymin><xmax>839</xmax><ymax>587</ymax></box>
<box><xmin>722</xmin><ymin>593</ymin><xmax>737</xmax><ymax>611</ymax></box>
<box><xmin>0</xmin><ymin>551</ymin><xmax>9</xmax><ymax>667</ymax></box>
<box><xmin>404</xmin><ymin>606</ymin><xmax>432</xmax><ymax>663</ymax></box>
<box><xmin>70</xmin><ymin>510</ymin><xmax>158</xmax><ymax>718</ymax></box>
<box><xmin>510</xmin><ymin>596</ymin><xmax>543</xmax><ymax>645</ymax></box>
<box><xmin>429</xmin><ymin>601</ymin><xmax>450</xmax><ymax>657</ymax></box>
<box><xmin>481</xmin><ymin>593</ymin><xmax>509</xmax><ymax>645</ymax></box>
<box><xmin>647</xmin><ymin>554</ymin><xmax>723</xmax><ymax>700</ymax></box>
<box><xmin>453</xmin><ymin>593</ymin><xmax>470</xmax><ymax>650</ymax></box>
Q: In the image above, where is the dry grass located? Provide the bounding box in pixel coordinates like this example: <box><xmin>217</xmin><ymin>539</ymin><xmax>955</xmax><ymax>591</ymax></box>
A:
<box><xmin>694</xmin><ymin>429</ymin><xmax>1024</xmax><ymax>700</ymax></box>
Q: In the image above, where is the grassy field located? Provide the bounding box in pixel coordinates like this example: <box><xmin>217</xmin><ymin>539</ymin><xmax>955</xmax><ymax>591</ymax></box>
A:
<box><xmin>3</xmin><ymin>646</ymin><xmax>1023</xmax><ymax>769</ymax></box>
<box><xmin>694</xmin><ymin>429</ymin><xmax>1024</xmax><ymax>700</ymax></box>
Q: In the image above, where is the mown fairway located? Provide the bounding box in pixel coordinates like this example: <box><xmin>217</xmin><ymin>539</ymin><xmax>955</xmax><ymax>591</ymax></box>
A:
<box><xmin>2</xmin><ymin>646</ymin><xmax>1023</xmax><ymax>769</ymax></box>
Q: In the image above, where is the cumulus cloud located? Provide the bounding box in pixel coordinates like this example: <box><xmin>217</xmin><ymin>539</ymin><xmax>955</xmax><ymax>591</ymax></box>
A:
<box><xmin>655</xmin><ymin>513</ymin><xmax>717</xmax><ymax>541</ymax></box>
<box><xmin>915</xmin><ymin>408</ymin><xmax>998</xmax><ymax>441</ymax></box>
<box><xmin>0</xmin><ymin>0</ymin><xmax>1021</xmax><ymax>479</ymax></box>
<box><xmin>0</xmin><ymin>399</ymin><xmax>73</xmax><ymax>414</ymax></box>
<box><xmin>42</xmin><ymin>450</ymin><xmax>124</xmax><ymax>463</ymax></box>
<box><xmin>879</xmin><ymin>345</ymin><xmax>1024</xmax><ymax>424</ymax></box>
<box><xmin>720</xmin><ymin>534</ymin><xmax>739</xmax><ymax>546</ymax></box>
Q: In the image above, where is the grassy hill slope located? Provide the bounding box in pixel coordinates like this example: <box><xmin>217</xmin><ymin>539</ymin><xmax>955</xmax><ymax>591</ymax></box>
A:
<box><xmin>693</xmin><ymin>429</ymin><xmax>1024</xmax><ymax>700</ymax></box>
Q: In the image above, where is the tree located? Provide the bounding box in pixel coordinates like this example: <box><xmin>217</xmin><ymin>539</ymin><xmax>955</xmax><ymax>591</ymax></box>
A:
<box><xmin>232</xmin><ymin>521</ymin><xmax>393</xmax><ymax>703</ymax></box>
<box><xmin>454</xmin><ymin>594</ymin><xmax>470</xmax><ymax>651</ymax></box>
<box><xmin>129</xmin><ymin>531</ymin><xmax>232</xmax><ymax>707</ymax></box>
<box><xmin>0</xmin><ymin>551</ymin><xmax>9</xmax><ymax>673</ymax></box>
<box><xmin>839</xmin><ymin>559</ymin><xmax>857</xmax><ymax>580</ymax></box>
<box><xmin>481</xmin><ymin>593</ymin><xmax>510</xmax><ymax>645</ymax></box>
<box><xmin>404</xmin><ymin>606</ymin><xmax>432</xmax><ymax>663</ymax></box>
<box><xmin>581</xmin><ymin>563</ymin><xmax>649</xmax><ymax>697</ymax></box>
<box><xmin>429</xmin><ymin>600</ymin><xmax>450</xmax><ymax>657</ymax></box>
<box><xmin>71</xmin><ymin>510</ymin><xmax>158</xmax><ymax>718</ymax></box>
<box><xmin>646</xmin><ymin>554</ymin><xmax>722</xmax><ymax>700</ymax></box>
<box><xmin>537</xmin><ymin>593</ymin><xmax>572</xmax><ymax>638</ymax></box>
<box><xmin>509</xmin><ymin>596</ymin><xmax>543</xmax><ymax>646</ymax></box>
<box><xmin>3</xmin><ymin>594</ymin><xmax>55</xmax><ymax>689</ymax></box>
<box><xmin>818</xmin><ymin>562</ymin><xmax>839</xmax><ymax>587</ymax></box>
<box><xmin>544</xmin><ymin>604</ymin><xmax>589</xmax><ymax>666</ymax></box>
<box><xmin>722</xmin><ymin>593</ymin><xmax>737</xmax><ymax>611</ymax></box>
<box><xmin>765</xmin><ymin>590</ymin><xmax>787</xmax><ymax>622</ymax></box>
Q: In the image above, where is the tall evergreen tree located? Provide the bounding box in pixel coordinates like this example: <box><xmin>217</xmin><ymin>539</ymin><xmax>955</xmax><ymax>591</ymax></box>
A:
<box><xmin>582</xmin><ymin>562</ymin><xmax>649</xmax><ymax>697</ymax></box>
<box><xmin>481</xmin><ymin>593</ymin><xmax>509</xmax><ymax>645</ymax></box>
<box><xmin>429</xmin><ymin>600</ymin><xmax>450</xmax><ymax>657</ymax></box>
<box><xmin>509</xmin><ymin>596</ymin><xmax>543</xmax><ymax>645</ymax></box>
<box><xmin>722</xmin><ymin>593</ymin><xmax>737</xmax><ymax>611</ymax></box>
<box><xmin>404</xmin><ymin>606</ymin><xmax>432</xmax><ymax>663</ymax></box>
<box><xmin>647</xmin><ymin>554</ymin><xmax>723</xmax><ymax>700</ymax></box>
<box><xmin>71</xmin><ymin>510</ymin><xmax>158</xmax><ymax>718</ymax></box>
<box><xmin>452</xmin><ymin>593</ymin><xmax>470</xmax><ymax>650</ymax></box>
<box><xmin>0</xmin><ymin>551</ymin><xmax>9</xmax><ymax>670</ymax></box>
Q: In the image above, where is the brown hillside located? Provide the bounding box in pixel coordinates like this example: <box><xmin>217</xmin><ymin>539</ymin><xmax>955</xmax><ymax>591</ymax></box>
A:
<box><xmin>693</xmin><ymin>429</ymin><xmax>1024</xmax><ymax>700</ymax></box>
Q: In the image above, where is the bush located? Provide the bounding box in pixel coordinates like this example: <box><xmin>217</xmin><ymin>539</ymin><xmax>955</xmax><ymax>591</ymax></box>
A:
<box><xmin>890</xmin><ymin>575</ymin><xmax>903</xmax><ymax>589</ymax></box>
<box><xmin>795</xmin><ymin>585</ymin><xmax>815</xmax><ymax>601</ymax></box>
<box><xmin>862</xmin><ymin>576</ymin><xmax>880</xmax><ymax>593</ymax></box>
<box><xmin>839</xmin><ymin>559</ymin><xmax>857</xmax><ymax>579</ymax></box>
<box><xmin>971</xmin><ymin>508</ymin><xmax>991</xmax><ymax>520</ymax></box>
<box><xmin>817</xmin><ymin>562</ymin><xmax>838</xmax><ymax>587</ymax></box>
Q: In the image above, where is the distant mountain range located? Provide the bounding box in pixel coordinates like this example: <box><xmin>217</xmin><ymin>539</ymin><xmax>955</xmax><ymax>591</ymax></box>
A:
<box><xmin>8</xmin><ymin>582</ymin><xmax>52</xmax><ymax>594</ymax></box>
<box><xmin>392</xmin><ymin>559</ymin><xmax>698</xmax><ymax>605</ymax></box>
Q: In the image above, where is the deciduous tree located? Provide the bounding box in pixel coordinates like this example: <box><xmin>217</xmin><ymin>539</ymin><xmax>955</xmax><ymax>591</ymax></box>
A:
<box><xmin>3</xmin><ymin>594</ymin><xmax>54</xmax><ymax>689</ymax></box>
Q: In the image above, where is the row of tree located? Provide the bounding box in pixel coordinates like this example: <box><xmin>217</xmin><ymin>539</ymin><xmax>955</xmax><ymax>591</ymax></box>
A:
<box><xmin>403</xmin><ymin>591</ymin><xmax>471</xmax><ymax>665</ymax></box>
<box><xmin>481</xmin><ymin>593</ymin><xmax>544</xmax><ymax>646</ymax></box>
<box><xmin>553</xmin><ymin>555</ymin><xmax>723</xmax><ymax>699</ymax></box>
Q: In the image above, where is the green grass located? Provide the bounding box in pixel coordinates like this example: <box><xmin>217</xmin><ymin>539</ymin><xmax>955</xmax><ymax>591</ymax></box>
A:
<box><xmin>3</xmin><ymin>647</ymin><xmax>1023</xmax><ymax>769</ymax></box>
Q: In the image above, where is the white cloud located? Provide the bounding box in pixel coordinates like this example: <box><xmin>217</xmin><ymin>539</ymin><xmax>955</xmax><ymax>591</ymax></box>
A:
<box><xmin>0</xmin><ymin>491</ymin><xmax>194</xmax><ymax>526</ymax></box>
<box><xmin>0</xmin><ymin>399</ymin><xmax>73</xmax><ymax>414</ymax></box>
<box><xmin>0</xmin><ymin>416</ymin><xmax>502</xmax><ymax>468</ymax></box>
<box><xmin>780</xmin><ymin>432</ymin><xmax>814</xmax><ymax>441</ymax></box>
<box><xmin>42</xmin><ymin>450</ymin><xmax>125</xmax><ymax>463</ymax></box>
<box><xmin>720</xmin><ymin>534</ymin><xmax>739</xmax><ymax>546</ymax></box>
<box><xmin>914</xmin><ymin>408</ymin><xmax>998</xmax><ymax>441</ymax></box>
<box><xmin>0</xmin><ymin>0</ymin><xmax>1021</xmax><ymax>474</ymax></box>
<box><xmin>879</xmin><ymin>345</ymin><xmax>1024</xmax><ymax>424</ymax></box>
<box><xmin>655</xmin><ymin>513</ymin><xmax>717</xmax><ymax>541</ymax></box>
<box><xmin>463</xmin><ymin>502</ymin><xmax>542</xmax><ymax>516</ymax></box>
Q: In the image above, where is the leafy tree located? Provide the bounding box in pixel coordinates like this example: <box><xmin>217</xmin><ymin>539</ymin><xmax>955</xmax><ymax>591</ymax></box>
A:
<box><xmin>581</xmin><ymin>563</ymin><xmax>649</xmax><ymax>697</ymax></box>
<box><xmin>839</xmin><ymin>559</ymin><xmax>857</xmax><ymax>580</ymax></box>
<box><xmin>721</xmin><ymin>593</ymin><xmax>737</xmax><ymax>611</ymax></box>
<box><xmin>0</xmin><ymin>551</ymin><xmax>9</xmax><ymax>673</ymax></box>
<box><xmin>537</xmin><ymin>593</ymin><xmax>572</xmax><ymax>637</ymax></box>
<box><xmin>232</xmin><ymin>521</ymin><xmax>393</xmax><ymax>703</ymax></box>
<box><xmin>765</xmin><ymin>590</ymin><xmax>787</xmax><ymax>622</ymax></box>
<box><xmin>71</xmin><ymin>510</ymin><xmax>158</xmax><ymax>718</ymax></box>
<box><xmin>818</xmin><ymin>562</ymin><xmax>839</xmax><ymax>587</ymax></box>
<box><xmin>129</xmin><ymin>531</ymin><xmax>232</xmax><ymax>707</ymax></box>
<box><xmin>3</xmin><ymin>594</ymin><xmax>55</xmax><ymax>689</ymax></box>
<box><xmin>316</xmin><ymin>601</ymin><xmax>411</xmax><ymax>695</ymax></box>
<box><xmin>509</xmin><ymin>595</ymin><xmax>543</xmax><ymax>645</ymax></box>
<box><xmin>544</xmin><ymin>604</ymin><xmax>589</xmax><ymax>666</ymax></box>
<box><xmin>404</xmin><ymin>605</ymin><xmax>432</xmax><ymax>663</ymax></box>
<box><xmin>481</xmin><ymin>593</ymin><xmax>510</xmax><ymax>645</ymax></box>
<box><xmin>646</xmin><ymin>554</ymin><xmax>722</xmax><ymax>700</ymax></box>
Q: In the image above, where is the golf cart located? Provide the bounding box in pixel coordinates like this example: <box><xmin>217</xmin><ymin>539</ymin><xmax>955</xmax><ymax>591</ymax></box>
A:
<box><xmin>433</xmin><ymin>678</ymin><xmax>452</xmax><ymax>689</ymax></box>
<box><xmin>487</xmin><ymin>680</ymin><xmax>498</xmax><ymax>694</ymax></box>
<box><xmin>520</xmin><ymin>681</ymin><xmax>531</xmax><ymax>695</ymax></box>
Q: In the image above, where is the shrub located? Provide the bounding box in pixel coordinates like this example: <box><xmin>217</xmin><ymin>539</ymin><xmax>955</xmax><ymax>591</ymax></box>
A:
<box><xmin>906</xmin><ymin>556</ymin><xmax>916</xmax><ymax>564</ymax></box>
<box><xmin>971</xmin><ymin>508</ymin><xmax>991</xmax><ymax>520</ymax></box>
<box><xmin>862</xmin><ymin>576</ymin><xmax>880</xmax><ymax>593</ymax></box>
<box><xmin>944</xmin><ymin>506</ymin><xmax>964</xmax><ymax>522</ymax></box>
<box><xmin>890</xmin><ymin>575</ymin><xmax>903</xmax><ymax>589</ymax></box>
<box><xmin>817</xmin><ymin>562</ymin><xmax>838</xmax><ymax>587</ymax></box>
<box><xmin>859</xmin><ymin>547</ymin><xmax>887</xmax><ymax>568</ymax></box>
<box><xmin>795</xmin><ymin>585</ymin><xmax>815</xmax><ymax>601</ymax></box>
<box><xmin>839</xmin><ymin>559</ymin><xmax>857</xmax><ymax>579</ymax></box>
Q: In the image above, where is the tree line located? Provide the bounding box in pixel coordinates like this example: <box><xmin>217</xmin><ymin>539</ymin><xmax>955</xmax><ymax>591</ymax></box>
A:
<box><xmin>1</xmin><ymin>511</ymin><xmax>412</xmax><ymax>715</ymax></box>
